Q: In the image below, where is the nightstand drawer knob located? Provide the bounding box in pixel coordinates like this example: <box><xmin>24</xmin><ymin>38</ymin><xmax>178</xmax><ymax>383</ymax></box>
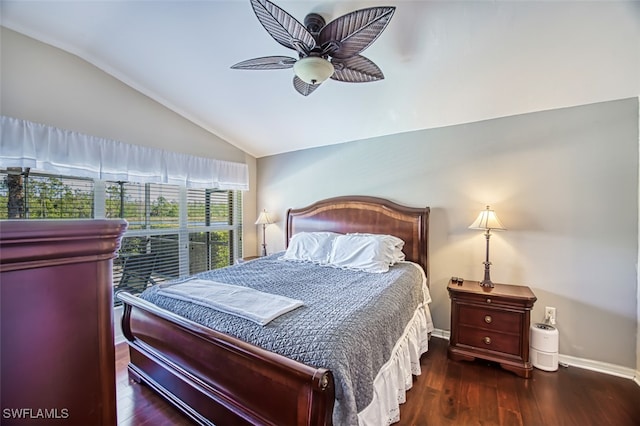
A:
<box><xmin>484</xmin><ymin>315</ymin><xmax>492</xmax><ymax>324</ymax></box>
<box><xmin>483</xmin><ymin>336</ymin><xmax>492</xmax><ymax>345</ymax></box>
<box><xmin>486</xmin><ymin>298</ymin><xmax>492</xmax><ymax>304</ymax></box>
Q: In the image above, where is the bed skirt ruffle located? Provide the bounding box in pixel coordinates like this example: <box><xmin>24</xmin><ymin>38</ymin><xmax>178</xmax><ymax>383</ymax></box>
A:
<box><xmin>357</xmin><ymin>303</ymin><xmax>435</xmax><ymax>426</ymax></box>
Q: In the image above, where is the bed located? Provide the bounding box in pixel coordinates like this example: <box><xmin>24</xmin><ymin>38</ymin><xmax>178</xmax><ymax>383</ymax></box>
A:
<box><xmin>117</xmin><ymin>195</ymin><xmax>431</xmax><ymax>426</ymax></box>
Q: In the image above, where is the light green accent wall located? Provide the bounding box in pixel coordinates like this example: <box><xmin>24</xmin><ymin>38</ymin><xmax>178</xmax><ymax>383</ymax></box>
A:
<box><xmin>258</xmin><ymin>98</ymin><xmax>639</xmax><ymax>368</ymax></box>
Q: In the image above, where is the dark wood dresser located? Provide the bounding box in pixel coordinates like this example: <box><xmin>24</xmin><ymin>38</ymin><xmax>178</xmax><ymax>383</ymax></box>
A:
<box><xmin>1</xmin><ymin>219</ymin><xmax>127</xmax><ymax>425</ymax></box>
<box><xmin>447</xmin><ymin>279</ymin><xmax>537</xmax><ymax>378</ymax></box>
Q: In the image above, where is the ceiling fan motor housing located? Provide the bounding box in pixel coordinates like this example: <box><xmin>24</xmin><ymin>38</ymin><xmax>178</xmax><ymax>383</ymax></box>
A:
<box><xmin>304</xmin><ymin>13</ymin><xmax>325</xmax><ymax>35</ymax></box>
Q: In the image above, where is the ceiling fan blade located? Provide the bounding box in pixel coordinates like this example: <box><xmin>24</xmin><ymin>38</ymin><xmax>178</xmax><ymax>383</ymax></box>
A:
<box><xmin>250</xmin><ymin>0</ymin><xmax>316</xmax><ymax>54</ymax></box>
<box><xmin>331</xmin><ymin>55</ymin><xmax>384</xmax><ymax>82</ymax></box>
<box><xmin>231</xmin><ymin>56</ymin><xmax>296</xmax><ymax>70</ymax></box>
<box><xmin>331</xmin><ymin>55</ymin><xmax>384</xmax><ymax>83</ymax></box>
<box><xmin>293</xmin><ymin>76</ymin><xmax>320</xmax><ymax>96</ymax></box>
<box><xmin>319</xmin><ymin>6</ymin><xmax>395</xmax><ymax>59</ymax></box>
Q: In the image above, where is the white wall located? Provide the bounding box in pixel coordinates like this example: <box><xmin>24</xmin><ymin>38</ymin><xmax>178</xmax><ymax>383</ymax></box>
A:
<box><xmin>258</xmin><ymin>98</ymin><xmax>639</xmax><ymax>369</ymax></box>
<box><xmin>0</xmin><ymin>26</ymin><xmax>260</xmax><ymax>257</ymax></box>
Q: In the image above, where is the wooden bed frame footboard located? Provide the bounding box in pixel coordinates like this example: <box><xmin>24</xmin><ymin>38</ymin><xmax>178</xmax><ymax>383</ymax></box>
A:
<box><xmin>118</xmin><ymin>291</ymin><xmax>335</xmax><ymax>426</ymax></box>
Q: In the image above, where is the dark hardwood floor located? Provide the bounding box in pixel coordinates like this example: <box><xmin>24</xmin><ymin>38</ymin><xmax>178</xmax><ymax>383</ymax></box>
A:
<box><xmin>116</xmin><ymin>337</ymin><xmax>640</xmax><ymax>425</ymax></box>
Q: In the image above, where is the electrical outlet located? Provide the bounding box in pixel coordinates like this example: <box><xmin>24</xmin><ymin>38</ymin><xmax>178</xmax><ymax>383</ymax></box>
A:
<box><xmin>544</xmin><ymin>306</ymin><xmax>556</xmax><ymax>325</ymax></box>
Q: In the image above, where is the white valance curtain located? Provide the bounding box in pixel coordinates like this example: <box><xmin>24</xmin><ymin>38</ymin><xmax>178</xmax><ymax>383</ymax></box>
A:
<box><xmin>0</xmin><ymin>116</ymin><xmax>249</xmax><ymax>190</ymax></box>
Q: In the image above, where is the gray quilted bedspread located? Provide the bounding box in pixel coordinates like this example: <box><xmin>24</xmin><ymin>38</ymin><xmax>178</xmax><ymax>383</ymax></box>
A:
<box><xmin>139</xmin><ymin>253</ymin><xmax>427</xmax><ymax>425</ymax></box>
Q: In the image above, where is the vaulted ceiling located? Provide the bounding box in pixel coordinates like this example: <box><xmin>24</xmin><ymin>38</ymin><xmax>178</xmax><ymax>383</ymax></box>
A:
<box><xmin>2</xmin><ymin>1</ymin><xmax>639</xmax><ymax>158</ymax></box>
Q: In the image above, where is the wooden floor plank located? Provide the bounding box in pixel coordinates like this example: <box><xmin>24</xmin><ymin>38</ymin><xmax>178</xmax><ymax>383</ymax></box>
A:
<box><xmin>439</xmin><ymin>359</ymin><xmax>463</xmax><ymax>423</ymax></box>
<box><xmin>496</xmin><ymin>371</ymin><xmax>523</xmax><ymax>426</ymax></box>
<box><xmin>116</xmin><ymin>337</ymin><xmax>640</xmax><ymax>426</ymax></box>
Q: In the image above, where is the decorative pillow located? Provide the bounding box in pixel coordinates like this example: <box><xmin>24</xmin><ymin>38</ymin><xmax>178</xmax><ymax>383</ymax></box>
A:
<box><xmin>280</xmin><ymin>232</ymin><xmax>340</xmax><ymax>264</ymax></box>
<box><xmin>347</xmin><ymin>233</ymin><xmax>406</xmax><ymax>264</ymax></box>
<box><xmin>328</xmin><ymin>234</ymin><xmax>399</xmax><ymax>273</ymax></box>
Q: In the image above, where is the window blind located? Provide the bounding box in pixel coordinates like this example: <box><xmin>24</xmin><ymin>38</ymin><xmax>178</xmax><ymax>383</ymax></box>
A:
<box><xmin>110</xmin><ymin>182</ymin><xmax>184</xmax><ymax>297</ymax></box>
<box><xmin>186</xmin><ymin>189</ymin><xmax>242</xmax><ymax>274</ymax></box>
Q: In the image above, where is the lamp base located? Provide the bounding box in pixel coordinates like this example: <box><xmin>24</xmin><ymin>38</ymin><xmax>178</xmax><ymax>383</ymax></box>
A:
<box><xmin>479</xmin><ymin>279</ymin><xmax>494</xmax><ymax>288</ymax></box>
<box><xmin>480</xmin><ymin>260</ymin><xmax>493</xmax><ymax>288</ymax></box>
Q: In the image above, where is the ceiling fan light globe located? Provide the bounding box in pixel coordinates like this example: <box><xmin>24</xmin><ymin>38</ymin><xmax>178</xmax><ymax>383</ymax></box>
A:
<box><xmin>293</xmin><ymin>57</ymin><xmax>334</xmax><ymax>85</ymax></box>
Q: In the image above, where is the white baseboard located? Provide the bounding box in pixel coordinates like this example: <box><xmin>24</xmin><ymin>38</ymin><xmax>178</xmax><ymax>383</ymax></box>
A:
<box><xmin>431</xmin><ymin>328</ymin><xmax>450</xmax><ymax>340</ymax></box>
<box><xmin>557</xmin><ymin>354</ymin><xmax>636</xmax><ymax>380</ymax></box>
<box><xmin>432</xmin><ymin>328</ymin><xmax>639</xmax><ymax>385</ymax></box>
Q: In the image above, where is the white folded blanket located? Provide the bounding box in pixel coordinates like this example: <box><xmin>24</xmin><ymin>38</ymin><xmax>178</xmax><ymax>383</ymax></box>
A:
<box><xmin>157</xmin><ymin>279</ymin><xmax>304</xmax><ymax>325</ymax></box>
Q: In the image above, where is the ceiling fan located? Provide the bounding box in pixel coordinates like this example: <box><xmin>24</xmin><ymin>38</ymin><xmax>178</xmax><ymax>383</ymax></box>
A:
<box><xmin>231</xmin><ymin>0</ymin><xmax>396</xmax><ymax>96</ymax></box>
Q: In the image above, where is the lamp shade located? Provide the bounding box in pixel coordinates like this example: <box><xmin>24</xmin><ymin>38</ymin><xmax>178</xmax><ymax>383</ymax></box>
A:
<box><xmin>293</xmin><ymin>57</ymin><xmax>335</xmax><ymax>85</ymax></box>
<box><xmin>255</xmin><ymin>210</ymin><xmax>274</xmax><ymax>225</ymax></box>
<box><xmin>468</xmin><ymin>206</ymin><xmax>506</xmax><ymax>231</ymax></box>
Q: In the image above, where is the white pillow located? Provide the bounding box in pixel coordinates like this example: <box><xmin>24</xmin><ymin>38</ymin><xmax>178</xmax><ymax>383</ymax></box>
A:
<box><xmin>280</xmin><ymin>232</ymin><xmax>339</xmax><ymax>264</ymax></box>
<box><xmin>347</xmin><ymin>233</ymin><xmax>405</xmax><ymax>264</ymax></box>
<box><xmin>328</xmin><ymin>234</ymin><xmax>397</xmax><ymax>273</ymax></box>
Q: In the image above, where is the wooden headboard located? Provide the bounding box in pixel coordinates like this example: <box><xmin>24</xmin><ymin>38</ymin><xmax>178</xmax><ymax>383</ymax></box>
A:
<box><xmin>286</xmin><ymin>196</ymin><xmax>430</xmax><ymax>276</ymax></box>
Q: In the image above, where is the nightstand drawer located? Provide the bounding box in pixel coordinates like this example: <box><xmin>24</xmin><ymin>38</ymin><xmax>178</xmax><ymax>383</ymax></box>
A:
<box><xmin>458</xmin><ymin>305</ymin><xmax>522</xmax><ymax>334</ymax></box>
<box><xmin>458</xmin><ymin>326</ymin><xmax>521</xmax><ymax>356</ymax></box>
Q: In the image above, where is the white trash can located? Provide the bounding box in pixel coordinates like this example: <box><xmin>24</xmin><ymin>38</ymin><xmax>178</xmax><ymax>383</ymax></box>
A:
<box><xmin>530</xmin><ymin>323</ymin><xmax>559</xmax><ymax>371</ymax></box>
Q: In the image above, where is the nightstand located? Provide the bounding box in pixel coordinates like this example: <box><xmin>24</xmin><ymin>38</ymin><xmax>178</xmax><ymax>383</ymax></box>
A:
<box><xmin>447</xmin><ymin>279</ymin><xmax>537</xmax><ymax>378</ymax></box>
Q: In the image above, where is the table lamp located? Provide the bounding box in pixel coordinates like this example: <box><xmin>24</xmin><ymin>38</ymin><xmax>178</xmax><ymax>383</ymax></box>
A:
<box><xmin>255</xmin><ymin>210</ymin><xmax>274</xmax><ymax>256</ymax></box>
<box><xmin>469</xmin><ymin>205</ymin><xmax>506</xmax><ymax>287</ymax></box>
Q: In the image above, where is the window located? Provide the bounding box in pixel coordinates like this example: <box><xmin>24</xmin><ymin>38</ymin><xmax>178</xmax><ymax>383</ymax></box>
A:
<box><xmin>105</xmin><ymin>181</ymin><xmax>182</xmax><ymax>290</ymax></box>
<box><xmin>1</xmin><ymin>169</ymin><xmax>243</xmax><ymax>303</ymax></box>
<box><xmin>187</xmin><ymin>189</ymin><xmax>241</xmax><ymax>274</ymax></box>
